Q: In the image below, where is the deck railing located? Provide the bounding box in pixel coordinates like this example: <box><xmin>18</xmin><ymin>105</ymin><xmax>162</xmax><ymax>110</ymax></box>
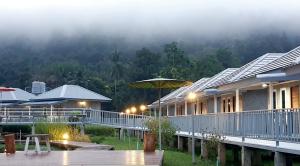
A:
<box><xmin>1</xmin><ymin>107</ymin><xmax>300</xmax><ymax>143</ymax></box>
<box><xmin>169</xmin><ymin>108</ymin><xmax>300</xmax><ymax>143</ymax></box>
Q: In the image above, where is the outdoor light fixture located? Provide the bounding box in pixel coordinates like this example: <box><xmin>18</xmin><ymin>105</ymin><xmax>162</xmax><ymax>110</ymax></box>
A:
<box><xmin>62</xmin><ymin>133</ymin><xmax>69</xmax><ymax>140</ymax></box>
<box><xmin>131</xmin><ymin>106</ymin><xmax>137</xmax><ymax>114</ymax></box>
<box><xmin>262</xmin><ymin>83</ymin><xmax>268</xmax><ymax>88</ymax></box>
<box><xmin>120</xmin><ymin>112</ymin><xmax>124</xmax><ymax>115</ymax></box>
<box><xmin>125</xmin><ymin>108</ymin><xmax>131</xmax><ymax>114</ymax></box>
<box><xmin>187</xmin><ymin>92</ymin><xmax>197</xmax><ymax>101</ymax></box>
<box><xmin>78</xmin><ymin>101</ymin><xmax>87</xmax><ymax>107</ymax></box>
<box><xmin>140</xmin><ymin>105</ymin><xmax>147</xmax><ymax>111</ymax></box>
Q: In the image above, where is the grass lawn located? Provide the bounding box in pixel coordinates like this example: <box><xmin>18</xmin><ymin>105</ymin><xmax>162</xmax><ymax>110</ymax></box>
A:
<box><xmin>90</xmin><ymin>136</ymin><xmax>215</xmax><ymax>166</ymax></box>
<box><xmin>0</xmin><ymin>143</ymin><xmax>62</xmax><ymax>153</ymax></box>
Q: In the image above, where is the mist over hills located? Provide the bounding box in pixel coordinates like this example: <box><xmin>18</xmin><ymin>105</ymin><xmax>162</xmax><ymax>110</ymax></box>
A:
<box><xmin>0</xmin><ymin>31</ymin><xmax>299</xmax><ymax>110</ymax></box>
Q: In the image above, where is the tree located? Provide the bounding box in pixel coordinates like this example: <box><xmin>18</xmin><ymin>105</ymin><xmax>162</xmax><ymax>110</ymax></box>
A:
<box><xmin>110</xmin><ymin>49</ymin><xmax>124</xmax><ymax>110</ymax></box>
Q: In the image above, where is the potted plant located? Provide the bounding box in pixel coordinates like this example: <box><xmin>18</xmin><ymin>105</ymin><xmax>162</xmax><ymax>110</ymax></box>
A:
<box><xmin>144</xmin><ymin>118</ymin><xmax>158</xmax><ymax>152</ymax></box>
<box><xmin>144</xmin><ymin>118</ymin><xmax>176</xmax><ymax>152</ymax></box>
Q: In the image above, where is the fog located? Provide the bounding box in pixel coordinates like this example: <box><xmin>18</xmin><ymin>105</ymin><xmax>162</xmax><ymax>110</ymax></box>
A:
<box><xmin>0</xmin><ymin>0</ymin><xmax>300</xmax><ymax>41</ymax></box>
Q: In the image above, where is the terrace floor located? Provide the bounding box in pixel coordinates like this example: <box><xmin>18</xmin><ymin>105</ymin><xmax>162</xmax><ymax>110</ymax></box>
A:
<box><xmin>0</xmin><ymin>150</ymin><xmax>164</xmax><ymax>166</ymax></box>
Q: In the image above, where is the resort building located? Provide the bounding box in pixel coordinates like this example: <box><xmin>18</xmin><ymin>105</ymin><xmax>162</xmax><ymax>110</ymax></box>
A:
<box><xmin>26</xmin><ymin>85</ymin><xmax>111</xmax><ymax>110</ymax></box>
<box><xmin>150</xmin><ymin>46</ymin><xmax>300</xmax><ymax>116</ymax></box>
<box><xmin>0</xmin><ymin>88</ymin><xmax>35</xmax><ymax>107</ymax></box>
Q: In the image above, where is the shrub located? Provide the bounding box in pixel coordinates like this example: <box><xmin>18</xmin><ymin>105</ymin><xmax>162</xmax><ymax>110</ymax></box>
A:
<box><xmin>35</xmin><ymin>123</ymin><xmax>90</xmax><ymax>142</ymax></box>
<box><xmin>2</xmin><ymin>125</ymin><xmax>32</xmax><ymax>134</ymax></box>
<box><xmin>85</xmin><ymin>125</ymin><xmax>115</xmax><ymax>136</ymax></box>
<box><xmin>145</xmin><ymin>118</ymin><xmax>176</xmax><ymax>146</ymax></box>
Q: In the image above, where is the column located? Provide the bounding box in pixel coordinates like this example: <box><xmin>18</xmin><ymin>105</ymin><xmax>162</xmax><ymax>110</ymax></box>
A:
<box><xmin>177</xmin><ymin>136</ymin><xmax>184</xmax><ymax>151</ymax></box>
<box><xmin>214</xmin><ymin>95</ymin><xmax>218</xmax><ymax>113</ymax></box>
<box><xmin>188</xmin><ymin>138</ymin><xmax>192</xmax><ymax>154</ymax></box>
<box><xmin>174</xmin><ymin>102</ymin><xmax>177</xmax><ymax>116</ymax></box>
<box><xmin>166</xmin><ymin>104</ymin><xmax>169</xmax><ymax>117</ymax></box>
<box><xmin>185</xmin><ymin>100</ymin><xmax>188</xmax><ymax>115</ymax></box>
<box><xmin>196</xmin><ymin>99</ymin><xmax>200</xmax><ymax>115</ymax></box>
<box><xmin>241</xmin><ymin>146</ymin><xmax>252</xmax><ymax>166</ymax></box>
<box><xmin>235</xmin><ymin>89</ymin><xmax>240</xmax><ymax>112</ymax></box>
<box><xmin>200</xmin><ymin>140</ymin><xmax>208</xmax><ymax>159</ymax></box>
<box><xmin>268</xmin><ymin>83</ymin><xmax>274</xmax><ymax>110</ymax></box>
<box><xmin>274</xmin><ymin>151</ymin><xmax>286</xmax><ymax>166</ymax></box>
<box><xmin>154</xmin><ymin>107</ymin><xmax>157</xmax><ymax>118</ymax></box>
<box><xmin>218</xmin><ymin>143</ymin><xmax>226</xmax><ymax>166</ymax></box>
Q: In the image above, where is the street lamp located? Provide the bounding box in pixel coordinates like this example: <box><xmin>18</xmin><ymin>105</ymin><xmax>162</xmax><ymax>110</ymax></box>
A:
<box><xmin>187</xmin><ymin>92</ymin><xmax>197</xmax><ymax>164</ymax></box>
<box><xmin>131</xmin><ymin>106</ymin><xmax>137</xmax><ymax>114</ymax></box>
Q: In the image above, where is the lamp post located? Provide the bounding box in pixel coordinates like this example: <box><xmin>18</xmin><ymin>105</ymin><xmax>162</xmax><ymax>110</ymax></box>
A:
<box><xmin>187</xmin><ymin>92</ymin><xmax>197</xmax><ymax>164</ymax></box>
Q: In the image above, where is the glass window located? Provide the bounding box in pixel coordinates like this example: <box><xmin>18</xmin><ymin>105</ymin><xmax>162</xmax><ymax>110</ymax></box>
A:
<box><xmin>273</xmin><ymin>91</ymin><xmax>276</xmax><ymax>109</ymax></box>
<box><xmin>281</xmin><ymin>90</ymin><xmax>286</xmax><ymax>109</ymax></box>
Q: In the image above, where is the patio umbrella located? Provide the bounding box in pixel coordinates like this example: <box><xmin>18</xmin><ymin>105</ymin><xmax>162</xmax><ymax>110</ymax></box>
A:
<box><xmin>129</xmin><ymin>78</ymin><xmax>192</xmax><ymax>150</ymax></box>
<box><xmin>0</xmin><ymin>87</ymin><xmax>15</xmax><ymax>110</ymax></box>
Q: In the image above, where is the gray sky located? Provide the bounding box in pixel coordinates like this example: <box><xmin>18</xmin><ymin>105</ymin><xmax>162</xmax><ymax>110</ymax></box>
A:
<box><xmin>0</xmin><ymin>0</ymin><xmax>300</xmax><ymax>40</ymax></box>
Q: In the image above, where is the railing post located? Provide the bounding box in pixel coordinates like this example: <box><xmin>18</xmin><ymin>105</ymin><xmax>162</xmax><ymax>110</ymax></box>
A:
<box><xmin>274</xmin><ymin>110</ymin><xmax>279</xmax><ymax>146</ymax></box>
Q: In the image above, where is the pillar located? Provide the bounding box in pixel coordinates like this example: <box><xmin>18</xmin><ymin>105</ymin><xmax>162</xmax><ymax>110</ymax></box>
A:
<box><xmin>119</xmin><ymin>128</ymin><xmax>124</xmax><ymax>140</ymax></box>
<box><xmin>218</xmin><ymin>143</ymin><xmax>226</xmax><ymax>166</ymax></box>
<box><xmin>188</xmin><ymin>138</ymin><xmax>192</xmax><ymax>154</ymax></box>
<box><xmin>166</xmin><ymin>105</ymin><xmax>169</xmax><ymax>117</ymax></box>
<box><xmin>154</xmin><ymin>107</ymin><xmax>157</xmax><ymax>118</ymax></box>
<box><xmin>177</xmin><ymin>136</ymin><xmax>184</xmax><ymax>151</ymax></box>
<box><xmin>201</xmin><ymin>140</ymin><xmax>208</xmax><ymax>159</ymax></box>
<box><xmin>268</xmin><ymin>83</ymin><xmax>274</xmax><ymax>110</ymax></box>
<box><xmin>214</xmin><ymin>95</ymin><xmax>218</xmax><ymax>113</ymax></box>
<box><xmin>274</xmin><ymin>151</ymin><xmax>286</xmax><ymax>166</ymax></box>
<box><xmin>241</xmin><ymin>146</ymin><xmax>252</xmax><ymax>166</ymax></box>
<box><xmin>174</xmin><ymin>102</ymin><xmax>177</xmax><ymax>116</ymax></box>
<box><xmin>235</xmin><ymin>89</ymin><xmax>240</xmax><ymax>112</ymax></box>
<box><xmin>185</xmin><ymin>101</ymin><xmax>188</xmax><ymax>115</ymax></box>
<box><xmin>80</xmin><ymin>123</ymin><xmax>85</xmax><ymax>135</ymax></box>
<box><xmin>196</xmin><ymin>99</ymin><xmax>200</xmax><ymax>115</ymax></box>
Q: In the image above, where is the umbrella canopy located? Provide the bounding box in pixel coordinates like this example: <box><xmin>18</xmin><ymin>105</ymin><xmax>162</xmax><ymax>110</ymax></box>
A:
<box><xmin>0</xmin><ymin>87</ymin><xmax>15</xmax><ymax>92</ymax></box>
<box><xmin>129</xmin><ymin>77</ymin><xmax>192</xmax><ymax>151</ymax></box>
<box><xmin>129</xmin><ymin>78</ymin><xmax>192</xmax><ymax>89</ymax></box>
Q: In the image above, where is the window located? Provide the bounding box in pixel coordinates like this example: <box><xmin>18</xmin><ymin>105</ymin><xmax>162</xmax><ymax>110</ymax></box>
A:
<box><xmin>273</xmin><ymin>91</ymin><xmax>277</xmax><ymax>109</ymax></box>
<box><xmin>233</xmin><ymin>97</ymin><xmax>236</xmax><ymax>112</ymax></box>
<box><xmin>281</xmin><ymin>90</ymin><xmax>286</xmax><ymax>109</ymax></box>
<box><xmin>228</xmin><ymin>98</ymin><xmax>231</xmax><ymax>112</ymax></box>
<box><xmin>200</xmin><ymin>102</ymin><xmax>203</xmax><ymax>114</ymax></box>
<box><xmin>223</xmin><ymin>100</ymin><xmax>226</xmax><ymax>112</ymax></box>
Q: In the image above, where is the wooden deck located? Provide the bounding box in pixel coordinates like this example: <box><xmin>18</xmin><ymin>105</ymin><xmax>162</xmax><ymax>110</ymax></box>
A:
<box><xmin>0</xmin><ymin>150</ymin><xmax>164</xmax><ymax>166</ymax></box>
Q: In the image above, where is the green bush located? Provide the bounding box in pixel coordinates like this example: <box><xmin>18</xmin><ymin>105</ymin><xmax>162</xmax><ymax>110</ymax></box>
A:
<box><xmin>85</xmin><ymin>125</ymin><xmax>115</xmax><ymax>136</ymax></box>
<box><xmin>35</xmin><ymin>123</ymin><xmax>90</xmax><ymax>142</ymax></box>
<box><xmin>145</xmin><ymin>118</ymin><xmax>176</xmax><ymax>146</ymax></box>
<box><xmin>2</xmin><ymin>125</ymin><xmax>32</xmax><ymax>134</ymax></box>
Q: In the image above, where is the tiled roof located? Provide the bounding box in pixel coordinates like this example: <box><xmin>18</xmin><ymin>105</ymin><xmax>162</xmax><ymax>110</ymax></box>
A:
<box><xmin>176</xmin><ymin>78</ymin><xmax>210</xmax><ymax>97</ymax></box>
<box><xmin>33</xmin><ymin>85</ymin><xmax>111</xmax><ymax>101</ymax></box>
<box><xmin>251</xmin><ymin>46</ymin><xmax>300</xmax><ymax>75</ymax></box>
<box><xmin>0</xmin><ymin>88</ymin><xmax>35</xmax><ymax>102</ymax></box>
<box><xmin>197</xmin><ymin>68</ymin><xmax>239</xmax><ymax>90</ymax></box>
<box><xmin>211</xmin><ymin>53</ymin><xmax>284</xmax><ymax>87</ymax></box>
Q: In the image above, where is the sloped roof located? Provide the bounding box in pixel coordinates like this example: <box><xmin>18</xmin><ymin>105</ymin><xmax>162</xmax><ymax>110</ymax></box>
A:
<box><xmin>211</xmin><ymin>53</ymin><xmax>284</xmax><ymax>87</ymax></box>
<box><xmin>176</xmin><ymin>78</ymin><xmax>210</xmax><ymax>97</ymax></box>
<box><xmin>0</xmin><ymin>88</ymin><xmax>35</xmax><ymax>102</ymax></box>
<box><xmin>252</xmin><ymin>46</ymin><xmax>300</xmax><ymax>75</ymax></box>
<box><xmin>196</xmin><ymin>68</ymin><xmax>239</xmax><ymax>91</ymax></box>
<box><xmin>33</xmin><ymin>85</ymin><xmax>111</xmax><ymax>101</ymax></box>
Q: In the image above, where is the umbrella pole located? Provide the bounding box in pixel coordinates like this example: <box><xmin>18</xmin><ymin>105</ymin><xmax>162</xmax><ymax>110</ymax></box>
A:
<box><xmin>158</xmin><ymin>88</ymin><xmax>162</xmax><ymax>151</ymax></box>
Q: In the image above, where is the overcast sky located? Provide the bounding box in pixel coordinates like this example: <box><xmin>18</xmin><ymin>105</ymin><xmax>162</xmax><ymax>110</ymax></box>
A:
<box><xmin>0</xmin><ymin>0</ymin><xmax>300</xmax><ymax>40</ymax></box>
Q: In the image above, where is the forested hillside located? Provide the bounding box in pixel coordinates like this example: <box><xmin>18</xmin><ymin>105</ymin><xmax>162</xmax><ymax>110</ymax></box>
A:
<box><xmin>0</xmin><ymin>33</ymin><xmax>299</xmax><ymax>111</ymax></box>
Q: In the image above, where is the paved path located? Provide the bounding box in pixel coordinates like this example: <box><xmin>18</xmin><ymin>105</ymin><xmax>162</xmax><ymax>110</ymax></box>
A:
<box><xmin>50</xmin><ymin>140</ymin><xmax>114</xmax><ymax>150</ymax></box>
<box><xmin>0</xmin><ymin>150</ymin><xmax>164</xmax><ymax>166</ymax></box>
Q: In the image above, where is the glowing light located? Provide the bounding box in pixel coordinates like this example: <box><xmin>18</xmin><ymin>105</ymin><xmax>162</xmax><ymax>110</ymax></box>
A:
<box><xmin>187</xmin><ymin>92</ymin><xmax>197</xmax><ymax>101</ymax></box>
<box><xmin>125</xmin><ymin>109</ymin><xmax>131</xmax><ymax>114</ymax></box>
<box><xmin>120</xmin><ymin>112</ymin><xmax>124</xmax><ymax>115</ymax></box>
<box><xmin>140</xmin><ymin>105</ymin><xmax>147</xmax><ymax>112</ymax></box>
<box><xmin>62</xmin><ymin>133</ymin><xmax>69</xmax><ymax>140</ymax></box>
<box><xmin>262</xmin><ymin>83</ymin><xmax>268</xmax><ymax>88</ymax></box>
<box><xmin>131</xmin><ymin>106</ymin><xmax>137</xmax><ymax>114</ymax></box>
<box><xmin>78</xmin><ymin>101</ymin><xmax>87</xmax><ymax>107</ymax></box>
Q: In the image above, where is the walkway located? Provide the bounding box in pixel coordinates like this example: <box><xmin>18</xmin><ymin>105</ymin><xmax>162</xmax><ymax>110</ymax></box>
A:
<box><xmin>51</xmin><ymin>140</ymin><xmax>114</xmax><ymax>150</ymax></box>
<box><xmin>0</xmin><ymin>150</ymin><xmax>164</xmax><ymax>166</ymax></box>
